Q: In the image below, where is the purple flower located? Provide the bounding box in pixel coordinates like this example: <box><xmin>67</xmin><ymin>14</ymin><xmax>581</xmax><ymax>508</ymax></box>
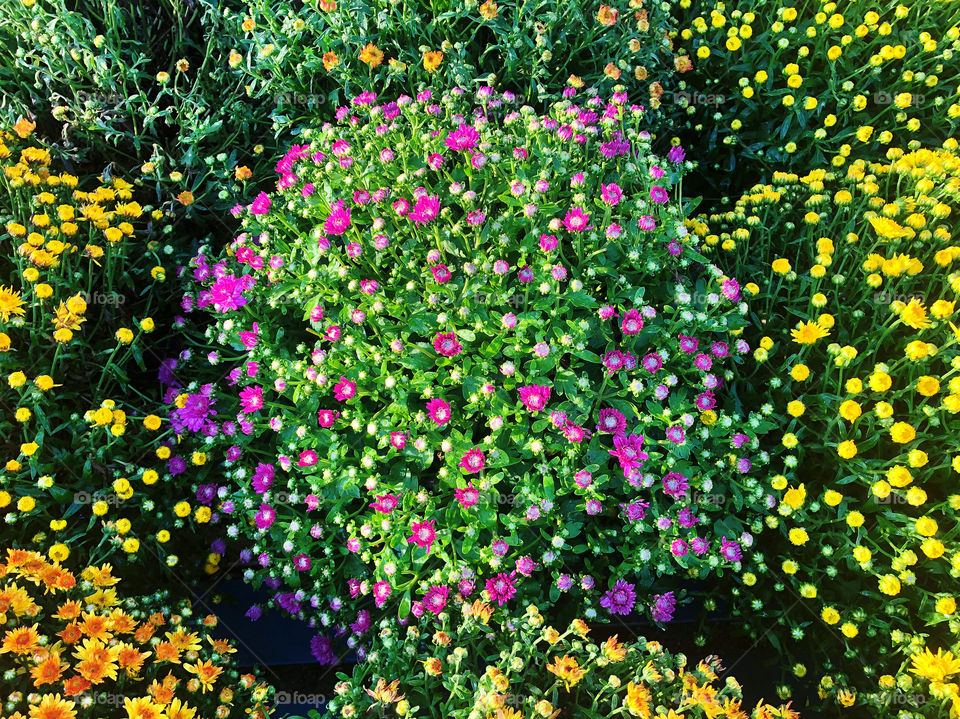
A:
<box><xmin>600</xmin><ymin>580</ymin><xmax>637</xmax><ymax>616</ymax></box>
<box><xmin>597</xmin><ymin>408</ymin><xmax>627</xmax><ymax>435</ymax></box>
<box><xmin>310</xmin><ymin>635</ymin><xmax>338</xmax><ymax>665</ymax></box>
<box><xmin>651</xmin><ymin>592</ymin><xmax>676</xmax><ymax>623</ymax></box>
<box><xmin>721</xmin><ymin>537</ymin><xmax>743</xmax><ymax>562</ymax></box>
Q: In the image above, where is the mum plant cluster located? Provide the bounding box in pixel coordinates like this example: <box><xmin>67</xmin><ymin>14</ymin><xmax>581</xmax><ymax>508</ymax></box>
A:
<box><xmin>0</xmin><ymin>0</ymin><xmax>958</xmax><ymax>717</ymax></box>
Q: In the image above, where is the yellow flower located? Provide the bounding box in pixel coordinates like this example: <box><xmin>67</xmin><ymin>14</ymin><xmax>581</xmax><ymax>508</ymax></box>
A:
<box><xmin>870</xmin><ymin>216</ymin><xmax>910</xmax><ymax>239</ymax></box>
<box><xmin>359</xmin><ymin>43</ymin><xmax>384</xmax><ymax>67</ymax></box>
<box><xmin>889</xmin><ymin>422</ymin><xmax>916</xmax><ymax>443</ymax></box>
<box><xmin>869</xmin><ymin>371</ymin><xmax>892</xmax><ymax>392</ymax></box>
<box><xmin>786</xmin><ymin>400</ymin><xmax>805</xmax><ymax>417</ymax></box>
<box><xmin>115</xmin><ymin>328</ymin><xmax>134</xmax><ymax>344</ymax></box>
<box><xmin>846</xmin><ymin>511</ymin><xmax>864</xmax><ymax>528</ymax></box>
<box><xmin>878</xmin><ymin>575</ymin><xmax>900</xmax><ymax>596</ymax></box>
<box><xmin>840</xmin><ymin>622</ymin><xmax>858</xmax><ymax>638</ymax></box>
<box><xmin>822</xmin><ymin>607</ymin><xmax>840</xmax><ymax>624</ymax></box>
<box><xmin>791</xmin><ymin>364</ymin><xmax>810</xmax><ymax>381</ymax></box>
<box><xmin>824</xmin><ymin>490</ymin><xmax>842</xmax><ymax>506</ymax></box>
<box><xmin>916</xmin><ymin>516</ymin><xmax>938</xmax><ymax>536</ymax></box>
<box><xmin>788</xmin><ymin>528</ymin><xmax>809</xmax><ymax>545</ymax></box>
<box><xmin>936</xmin><ymin>597</ymin><xmax>956</xmax><ymax>615</ymax></box>
<box><xmin>772</xmin><ymin>258</ymin><xmax>792</xmax><ymax>274</ymax></box>
<box><xmin>838</xmin><ymin>400</ymin><xmax>861</xmax><ymax>422</ymax></box>
<box><xmin>0</xmin><ymin>286</ymin><xmax>26</xmax><ymax>321</ymax></box>
<box><xmin>910</xmin><ymin>647</ymin><xmax>960</xmax><ymax>683</ymax></box>
<box><xmin>917</xmin><ymin>376</ymin><xmax>940</xmax><ymax>396</ymax></box>
<box><xmin>783</xmin><ymin>484</ymin><xmax>806</xmax><ymax>510</ymax></box>
<box><xmin>791</xmin><ymin>319</ymin><xmax>830</xmax><ymax>344</ymax></box>
<box><xmin>422</xmin><ymin>51</ymin><xmax>443</xmax><ymax>72</ymax></box>
<box><xmin>900</xmin><ymin>298</ymin><xmax>931</xmax><ymax>330</ymax></box>
<box><xmin>837</xmin><ymin>440</ymin><xmax>857</xmax><ymax>459</ymax></box>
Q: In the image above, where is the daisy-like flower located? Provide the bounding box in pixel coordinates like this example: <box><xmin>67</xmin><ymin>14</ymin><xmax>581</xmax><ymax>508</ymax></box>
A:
<box><xmin>459</xmin><ymin>447</ymin><xmax>486</xmax><ymax>474</ymax></box>
<box><xmin>0</xmin><ymin>286</ymin><xmax>26</xmax><ymax>322</ymax></box>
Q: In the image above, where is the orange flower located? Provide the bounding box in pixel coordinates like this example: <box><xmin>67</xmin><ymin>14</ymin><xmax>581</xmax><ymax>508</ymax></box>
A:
<box><xmin>597</xmin><ymin>5</ymin><xmax>619</xmax><ymax>25</ymax></box>
<box><xmin>155</xmin><ymin>641</ymin><xmax>181</xmax><ymax>664</ymax></box>
<box><xmin>81</xmin><ymin>564</ymin><xmax>119</xmax><ymax>587</ymax></box>
<box><xmin>423</xmin><ymin>51</ymin><xmax>444</xmax><ymax>72</ymax></box>
<box><xmin>124</xmin><ymin>697</ymin><xmax>164</xmax><ymax>719</ymax></box>
<box><xmin>479</xmin><ymin>0</ymin><xmax>498</xmax><ymax>19</ymax></box>
<box><xmin>167</xmin><ymin>628</ymin><xmax>201</xmax><ymax>652</ymax></box>
<box><xmin>1</xmin><ymin>624</ymin><xmax>41</xmax><ymax>654</ymax></box>
<box><xmin>26</xmin><ymin>693</ymin><xmax>75</xmax><ymax>719</ymax></box>
<box><xmin>674</xmin><ymin>54</ymin><xmax>693</xmax><ymax>72</ymax></box>
<box><xmin>57</xmin><ymin>622</ymin><xmax>82</xmax><ymax>644</ymax></box>
<box><xmin>73</xmin><ymin>637</ymin><xmax>119</xmax><ymax>684</ymax></box>
<box><xmin>107</xmin><ymin>609</ymin><xmax>136</xmax><ymax>635</ymax></box>
<box><xmin>0</xmin><ymin>582</ymin><xmax>38</xmax><ymax>616</ymax></box>
<box><xmin>13</xmin><ymin>118</ymin><xmax>36</xmax><ymax>139</ymax></box>
<box><xmin>116</xmin><ymin>641</ymin><xmax>151</xmax><ymax>676</ymax></box>
<box><xmin>421</xmin><ymin>657</ymin><xmax>443</xmax><ymax>676</ymax></box>
<box><xmin>359</xmin><ymin>43</ymin><xmax>384</xmax><ymax>67</ymax></box>
<box><xmin>31</xmin><ymin>651</ymin><xmax>66</xmax><ymax>686</ymax></box>
<box><xmin>602</xmin><ymin>635</ymin><xmax>628</xmax><ymax>662</ymax></box>
<box><xmin>54</xmin><ymin>601</ymin><xmax>82</xmax><ymax>620</ymax></box>
<box><xmin>464</xmin><ymin>599</ymin><xmax>493</xmax><ymax>623</ymax></box>
<box><xmin>79</xmin><ymin>611</ymin><xmax>113</xmax><ymax>641</ymax></box>
<box><xmin>241</xmin><ymin>17</ymin><xmax>255</xmax><ymax>31</ymax></box>
<box><xmin>603</xmin><ymin>62</ymin><xmax>622</xmax><ymax>80</ymax></box>
<box><xmin>206</xmin><ymin>635</ymin><xmax>236</xmax><ymax>655</ymax></box>
<box><xmin>546</xmin><ymin>655</ymin><xmax>587</xmax><ymax>690</ymax></box>
<box><xmin>134</xmin><ymin>623</ymin><xmax>156</xmax><ymax>643</ymax></box>
<box><xmin>176</xmin><ymin>191</ymin><xmax>194</xmax><ymax>206</ymax></box>
<box><xmin>323</xmin><ymin>52</ymin><xmax>339</xmax><ymax>72</ymax></box>
<box><xmin>184</xmin><ymin>659</ymin><xmax>223</xmax><ymax>692</ymax></box>
<box><xmin>625</xmin><ymin>681</ymin><xmax>653</xmax><ymax>717</ymax></box>
<box><xmin>234</xmin><ymin>166</ymin><xmax>252</xmax><ymax>181</ymax></box>
<box><xmin>318</xmin><ymin>0</ymin><xmax>336</xmax><ymax>9</ymax></box>
<box><xmin>62</xmin><ymin>674</ymin><xmax>91</xmax><ymax>697</ymax></box>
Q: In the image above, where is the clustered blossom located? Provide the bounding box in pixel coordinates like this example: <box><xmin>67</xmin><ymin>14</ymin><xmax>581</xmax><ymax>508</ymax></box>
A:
<box><xmin>172</xmin><ymin>85</ymin><xmax>768</xmax><ymax>660</ymax></box>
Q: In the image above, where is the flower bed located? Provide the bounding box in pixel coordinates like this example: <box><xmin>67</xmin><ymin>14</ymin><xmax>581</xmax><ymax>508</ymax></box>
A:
<box><xmin>162</xmin><ymin>85</ymin><xmax>776</xmax><ymax>661</ymax></box>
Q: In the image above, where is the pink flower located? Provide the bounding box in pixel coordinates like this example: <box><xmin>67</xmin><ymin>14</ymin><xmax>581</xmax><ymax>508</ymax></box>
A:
<box><xmin>430</xmin><ymin>265</ymin><xmax>451</xmax><ymax>283</ymax></box>
<box><xmin>373</xmin><ymin>581</ymin><xmax>391</xmax><ymax>608</ymax></box>
<box><xmin>445</xmin><ymin>124</ymin><xmax>480</xmax><ymax>151</ymax></box>
<box><xmin>324</xmin><ymin>200</ymin><xmax>352</xmax><ymax>235</ymax></box>
<box><xmin>455</xmin><ymin>484</ymin><xmax>479</xmax><ymax>507</ymax></box>
<box><xmin>485</xmin><ymin>572</ymin><xmax>517</xmax><ymax>606</ymax></box>
<box><xmin>562</xmin><ymin>206</ymin><xmax>591</xmax><ymax>232</ymax></box>
<box><xmin>407</xmin><ymin>519</ymin><xmax>437</xmax><ymax>552</ymax></box>
<box><xmin>334</xmin><ymin>376</ymin><xmax>357</xmax><ymax>401</ymax></box>
<box><xmin>390</xmin><ymin>431</ymin><xmax>407</xmax><ymax>449</ymax></box>
<box><xmin>621</xmin><ymin>308</ymin><xmax>643</xmax><ymax>335</ymax></box>
<box><xmin>518</xmin><ymin>385</ymin><xmax>551</xmax><ymax>412</ymax></box>
<box><xmin>409</xmin><ymin>194</ymin><xmax>440</xmax><ymax>224</ymax></box>
<box><xmin>250</xmin><ymin>192</ymin><xmax>272</xmax><ymax>215</ymax></box>
<box><xmin>434</xmin><ymin>332</ymin><xmax>463</xmax><ymax>357</ymax></box>
<box><xmin>254</xmin><ymin>503</ymin><xmax>276</xmax><ymax>529</ymax></box>
<box><xmin>637</xmin><ymin>215</ymin><xmax>656</xmax><ymax>231</ymax></box>
<box><xmin>459</xmin><ymin>447</ymin><xmax>486</xmax><ymax>474</ymax></box>
<box><xmin>317</xmin><ymin>409</ymin><xmax>339</xmax><ymax>427</ymax></box>
<box><xmin>371</xmin><ymin>494</ymin><xmax>399</xmax><ymax>513</ymax></box>
<box><xmin>239</xmin><ymin>385</ymin><xmax>264</xmax><ymax>414</ymax></box>
<box><xmin>423</xmin><ymin>585</ymin><xmax>449</xmax><ymax>614</ymax></box>
<box><xmin>650</xmin><ymin>186</ymin><xmax>669</xmax><ymax>204</ymax></box>
<box><xmin>426</xmin><ymin>398</ymin><xmax>452</xmax><ymax>425</ymax></box>
<box><xmin>539</xmin><ymin>234</ymin><xmax>558</xmax><ymax>252</ymax></box>
<box><xmin>600</xmin><ymin>183</ymin><xmax>623</xmax><ymax>206</ymax></box>
<box><xmin>298</xmin><ymin>450</ymin><xmax>318</xmax><ymax>467</ymax></box>
<box><xmin>238</xmin><ymin>322</ymin><xmax>260</xmax><ymax>349</ymax></box>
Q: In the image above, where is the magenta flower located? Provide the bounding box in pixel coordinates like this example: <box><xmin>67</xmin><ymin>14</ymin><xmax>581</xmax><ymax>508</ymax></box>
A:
<box><xmin>650</xmin><ymin>186</ymin><xmax>669</xmax><ymax>204</ymax></box>
<box><xmin>721</xmin><ymin>537</ymin><xmax>743</xmax><ymax>562</ymax></box>
<box><xmin>426</xmin><ymin>398</ymin><xmax>452</xmax><ymax>425</ymax></box>
<box><xmin>333</xmin><ymin>376</ymin><xmax>357</xmax><ymax>401</ymax></box>
<box><xmin>455</xmin><ymin>484</ymin><xmax>479</xmax><ymax>507</ymax></box>
<box><xmin>317</xmin><ymin>409</ymin><xmax>339</xmax><ymax>427</ymax></box>
<box><xmin>293</xmin><ymin>553</ymin><xmax>312</xmax><ymax>571</ymax></box>
<box><xmin>642</xmin><ymin>352</ymin><xmax>663</xmax><ymax>373</ymax></box>
<box><xmin>678</xmin><ymin>335</ymin><xmax>699</xmax><ymax>353</ymax></box>
<box><xmin>370</xmin><ymin>494</ymin><xmax>399</xmax><ymax>513</ymax></box>
<box><xmin>459</xmin><ymin>447</ymin><xmax>486</xmax><ymax>474</ymax></box>
<box><xmin>621</xmin><ymin>308</ymin><xmax>643</xmax><ymax>335</ymax></box>
<box><xmin>390</xmin><ymin>432</ymin><xmax>407</xmax><ymax>449</ymax></box>
<box><xmin>409</xmin><ymin>194</ymin><xmax>440</xmax><ymax>224</ymax></box>
<box><xmin>254</xmin><ymin>503</ymin><xmax>276</xmax><ymax>529</ymax></box>
<box><xmin>373</xmin><ymin>581</ymin><xmax>391</xmax><ymax>608</ymax></box>
<box><xmin>423</xmin><ymin>585</ymin><xmax>449</xmax><ymax>614</ymax></box>
<box><xmin>250</xmin><ymin>191</ymin><xmax>272</xmax><ymax>215</ymax></box>
<box><xmin>597</xmin><ymin>408</ymin><xmax>627</xmax><ymax>435</ymax></box>
<box><xmin>600</xmin><ymin>579</ymin><xmax>636</xmax><ymax>616</ymax></box>
<box><xmin>539</xmin><ymin>233</ymin><xmax>559</xmax><ymax>252</ymax></box>
<box><xmin>518</xmin><ymin>384</ymin><xmax>551</xmax><ymax>412</ymax></box>
<box><xmin>651</xmin><ymin>591</ymin><xmax>676</xmax><ymax>622</ymax></box>
<box><xmin>430</xmin><ymin>264</ymin><xmax>451</xmax><ymax>283</ymax></box>
<box><xmin>600</xmin><ymin>183</ymin><xmax>623</xmax><ymax>206</ymax></box>
<box><xmin>609</xmin><ymin>433</ymin><xmax>648</xmax><ymax>473</ymax></box>
<box><xmin>662</xmin><ymin>471</ymin><xmax>690</xmax><ymax>499</ymax></box>
<box><xmin>445</xmin><ymin>124</ymin><xmax>480</xmax><ymax>151</ymax></box>
<box><xmin>323</xmin><ymin>200</ymin><xmax>352</xmax><ymax>235</ymax></box>
<box><xmin>515</xmin><ymin>556</ymin><xmax>537</xmax><ymax>576</ymax></box>
<box><xmin>297</xmin><ymin>450</ymin><xmax>318</xmax><ymax>467</ymax></box>
<box><xmin>407</xmin><ymin>519</ymin><xmax>437</xmax><ymax>551</ymax></box>
<box><xmin>666</xmin><ymin>425</ymin><xmax>686</xmax><ymax>444</ymax></box>
<box><xmin>239</xmin><ymin>385</ymin><xmax>264</xmax><ymax>414</ymax></box>
<box><xmin>562</xmin><ymin>206</ymin><xmax>591</xmax><ymax>232</ymax></box>
<box><xmin>485</xmin><ymin>572</ymin><xmax>517</xmax><ymax>606</ymax></box>
<box><xmin>434</xmin><ymin>332</ymin><xmax>463</xmax><ymax>357</ymax></box>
